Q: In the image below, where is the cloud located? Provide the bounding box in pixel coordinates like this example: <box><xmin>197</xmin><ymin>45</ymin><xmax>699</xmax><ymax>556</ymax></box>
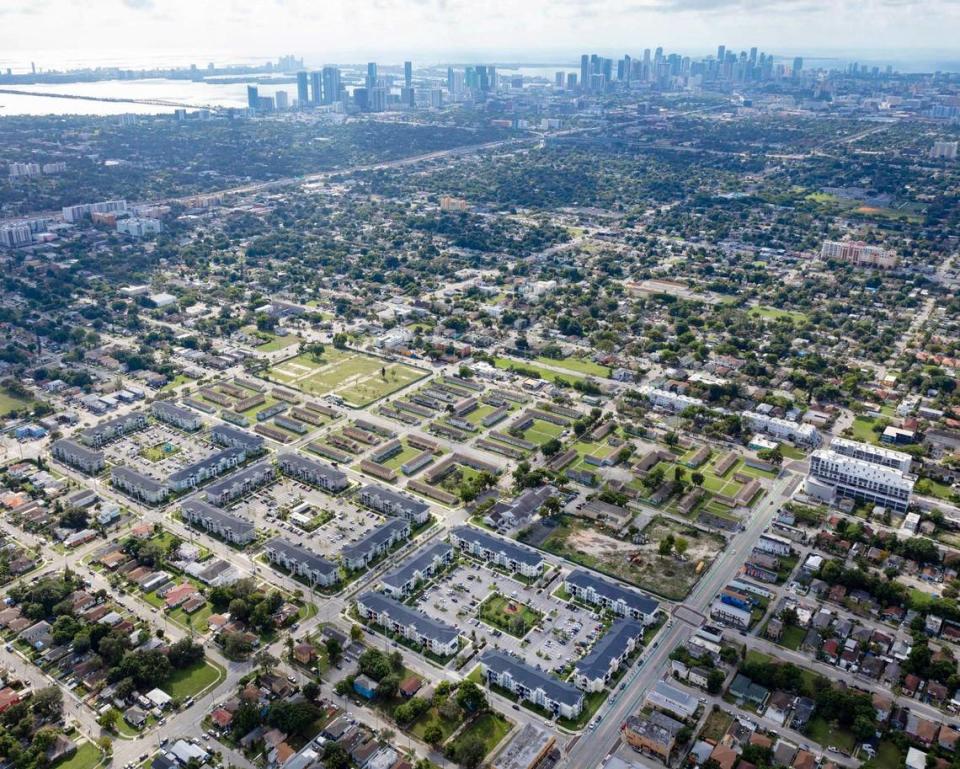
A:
<box><xmin>122</xmin><ymin>0</ymin><xmax>154</xmax><ymax>8</ymax></box>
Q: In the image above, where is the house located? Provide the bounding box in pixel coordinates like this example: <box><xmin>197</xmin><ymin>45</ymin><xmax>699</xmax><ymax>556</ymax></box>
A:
<box><xmin>0</xmin><ymin>689</ymin><xmax>21</xmax><ymax>714</ymax></box>
<box><xmin>765</xmin><ymin>691</ymin><xmax>793</xmax><ymax>725</ymax></box>
<box><xmin>479</xmin><ymin>649</ymin><xmax>583</xmax><ymax>719</ymax></box>
<box><xmin>729</xmin><ymin>674</ymin><xmax>769</xmax><ymax>709</ymax></box>
<box><xmin>353</xmin><ymin>675</ymin><xmax>377</xmax><ymax>700</ymax></box>
<box><xmin>792</xmin><ymin>696</ymin><xmax>815</xmax><ymax>729</ymax></box>
<box><xmin>293</xmin><ymin>643</ymin><xmax>316</xmax><ymax>666</ymax></box>
<box><xmin>124</xmin><ymin>706</ymin><xmax>147</xmax><ymax>729</ymax></box>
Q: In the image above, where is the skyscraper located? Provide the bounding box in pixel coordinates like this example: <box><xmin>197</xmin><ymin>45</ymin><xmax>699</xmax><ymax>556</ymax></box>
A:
<box><xmin>274</xmin><ymin>91</ymin><xmax>288</xmax><ymax>110</ymax></box>
<box><xmin>310</xmin><ymin>71</ymin><xmax>321</xmax><ymax>106</ymax></box>
<box><xmin>322</xmin><ymin>66</ymin><xmax>341</xmax><ymax>105</ymax></box>
<box><xmin>296</xmin><ymin>71</ymin><xmax>309</xmax><ymax>106</ymax></box>
<box><xmin>555</xmin><ymin>71</ymin><xmax>564</xmax><ymax>88</ymax></box>
<box><xmin>793</xmin><ymin>57</ymin><xmax>804</xmax><ymax>77</ymax></box>
<box><xmin>404</xmin><ymin>60</ymin><xmax>412</xmax><ymax>89</ymax></box>
<box><xmin>366</xmin><ymin>62</ymin><xmax>378</xmax><ymax>90</ymax></box>
<box><xmin>246</xmin><ymin>85</ymin><xmax>258</xmax><ymax>109</ymax></box>
<box><xmin>580</xmin><ymin>54</ymin><xmax>589</xmax><ymax>92</ymax></box>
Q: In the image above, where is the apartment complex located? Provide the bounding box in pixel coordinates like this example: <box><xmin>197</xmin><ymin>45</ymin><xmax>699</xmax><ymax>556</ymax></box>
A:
<box><xmin>151</xmin><ymin>401</ymin><xmax>202</xmax><ymax>431</ymax></box>
<box><xmin>205</xmin><ymin>461</ymin><xmax>276</xmax><ymax>506</ymax></box>
<box><xmin>806</xmin><ymin>448</ymin><xmax>914</xmax><ymax>512</ymax></box>
<box><xmin>449</xmin><ymin>526</ymin><xmax>545</xmax><ymax>578</ymax></box>
<box><xmin>380</xmin><ymin>542</ymin><xmax>453</xmax><ymax>597</ymax></box>
<box><xmin>639</xmin><ymin>386</ymin><xmax>704</xmax><ymax>414</ymax></box>
<box><xmin>564</xmin><ymin>569</ymin><xmax>660</xmax><ymax>625</ymax></box>
<box><xmin>742</xmin><ymin>411</ymin><xmax>821</xmax><ymax>447</ymax></box>
<box><xmin>819</xmin><ymin>240</ymin><xmax>897</xmax><ymax>269</ymax></box>
<box><xmin>479</xmin><ymin>649</ymin><xmax>583</xmax><ymax>719</ymax></box>
<box><xmin>830</xmin><ymin>436</ymin><xmax>912</xmax><ymax>473</ymax></box>
<box><xmin>341</xmin><ymin>519</ymin><xmax>410</xmax><ymax>571</ymax></box>
<box><xmin>358</xmin><ymin>485</ymin><xmax>430</xmax><ymax>524</ymax></box>
<box><xmin>51</xmin><ymin>439</ymin><xmax>105</xmax><ymax>474</ymax></box>
<box><xmin>277</xmin><ymin>452</ymin><xmax>349</xmax><ymax>493</ymax></box>
<box><xmin>181</xmin><ymin>498</ymin><xmax>256</xmax><ymax>545</ymax></box>
<box><xmin>355</xmin><ymin>592</ymin><xmax>459</xmax><ymax>657</ymax></box>
<box><xmin>573</xmin><ymin>618</ymin><xmax>644</xmax><ymax>692</ymax></box>
<box><xmin>263</xmin><ymin>537</ymin><xmax>340</xmax><ymax>587</ymax></box>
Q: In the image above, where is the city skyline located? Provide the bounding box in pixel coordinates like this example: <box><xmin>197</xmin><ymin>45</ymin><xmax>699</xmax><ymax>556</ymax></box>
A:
<box><xmin>2</xmin><ymin>0</ymin><xmax>959</xmax><ymax>71</ymax></box>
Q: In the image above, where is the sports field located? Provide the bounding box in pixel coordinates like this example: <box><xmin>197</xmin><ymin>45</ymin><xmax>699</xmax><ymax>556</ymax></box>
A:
<box><xmin>265</xmin><ymin>350</ymin><xmax>428</xmax><ymax>408</ymax></box>
<box><xmin>522</xmin><ymin>418</ymin><xmax>566</xmax><ymax>446</ymax></box>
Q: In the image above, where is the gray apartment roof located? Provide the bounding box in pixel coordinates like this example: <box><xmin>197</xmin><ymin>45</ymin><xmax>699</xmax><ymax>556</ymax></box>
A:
<box><xmin>168</xmin><ymin>447</ymin><xmax>245</xmax><ymax>485</ymax></box>
<box><xmin>211</xmin><ymin>423</ymin><xmax>265</xmax><ymax>451</ymax></box>
<box><xmin>489</xmin><ymin>485</ymin><xmax>554</xmax><ymax>519</ymax></box>
<box><xmin>152</xmin><ymin>400</ymin><xmax>197</xmax><ymax>423</ymax></box>
<box><xmin>480</xmin><ymin>648</ymin><xmax>583</xmax><ymax>708</ymax></box>
<box><xmin>181</xmin><ymin>498</ymin><xmax>254</xmax><ymax>537</ymax></box>
<box><xmin>381</xmin><ymin>541</ymin><xmax>453</xmax><ymax>590</ymax></box>
<box><xmin>81</xmin><ymin>411</ymin><xmax>144</xmax><ymax>442</ymax></box>
<box><xmin>264</xmin><ymin>537</ymin><xmax>338</xmax><ymax>577</ymax></box>
<box><xmin>52</xmin><ymin>438</ymin><xmax>103</xmax><ymax>464</ymax></box>
<box><xmin>205</xmin><ymin>460</ymin><xmax>273</xmax><ymax>499</ymax></box>
<box><xmin>357</xmin><ymin>591</ymin><xmax>459</xmax><ymax>644</ymax></box>
<box><xmin>341</xmin><ymin>519</ymin><xmax>408</xmax><ymax>562</ymax></box>
<box><xmin>450</xmin><ymin>526</ymin><xmax>543</xmax><ymax>568</ymax></box>
<box><xmin>111</xmin><ymin>465</ymin><xmax>166</xmax><ymax>494</ymax></box>
<box><xmin>278</xmin><ymin>452</ymin><xmax>347</xmax><ymax>486</ymax></box>
<box><xmin>574</xmin><ymin>618</ymin><xmax>644</xmax><ymax>680</ymax></box>
<box><xmin>361</xmin><ymin>484</ymin><xmax>428</xmax><ymax>516</ymax></box>
<box><xmin>566</xmin><ymin>569</ymin><xmax>660</xmax><ymax>616</ymax></box>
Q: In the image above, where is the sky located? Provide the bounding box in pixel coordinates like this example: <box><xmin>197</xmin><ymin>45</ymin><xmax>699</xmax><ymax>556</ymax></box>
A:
<box><xmin>2</xmin><ymin>0</ymin><xmax>959</xmax><ymax>72</ymax></box>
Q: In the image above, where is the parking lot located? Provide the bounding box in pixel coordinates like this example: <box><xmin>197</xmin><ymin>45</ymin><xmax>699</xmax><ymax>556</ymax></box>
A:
<box><xmin>226</xmin><ymin>477</ymin><xmax>387</xmax><ymax>558</ymax></box>
<box><xmin>102</xmin><ymin>424</ymin><xmax>215</xmax><ymax>480</ymax></box>
<box><xmin>413</xmin><ymin>559</ymin><xmax>600</xmax><ymax>673</ymax></box>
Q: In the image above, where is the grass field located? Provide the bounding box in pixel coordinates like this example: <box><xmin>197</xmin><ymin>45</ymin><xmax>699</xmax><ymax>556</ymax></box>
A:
<box><xmin>807</xmin><ymin>716</ymin><xmax>856</xmax><ymax>753</ymax></box>
<box><xmin>266</xmin><ymin>350</ymin><xmax>427</xmax><ymax>407</ymax></box>
<box><xmin>381</xmin><ymin>443</ymin><xmax>427</xmax><ymax>471</ymax></box>
<box><xmin>448</xmin><ymin>712</ymin><xmax>512</xmax><ymax>758</ymax></box>
<box><xmin>410</xmin><ymin>706</ymin><xmax>460</xmax><ymax>743</ymax></box>
<box><xmin>749</xmin><ymin>305</ymin><xmax>809</xmax><ymax>324</ymax></box>
<box><xmin>534</xmin><ymin>355</ymin><xmax>610</xmax><ymax>378</ymax></box>
<box><xmin>873</xmin><ymin>741</ymin><xmax>903</xmax><ymax>769</ymax></box>
<box><xmin>522</xmin><ymin>418</ymin><xmax>566</xmax><ymax>447</ymax></box>
<box><xmin>54</xmin><ymin>743</ymin><xmax>103</xmax><ymax>769</ymax></box>
<box><xmin>492</xmin><ymin>356</ymin><xmax>584</xmax><ymax>384</ymax></box>
<box><xmin>700</xmin><ymin>708</ymin><xmax>734</xmax><ymax>742</ymax></box>
<box><xmin>162</xmin><ymin>659</ymin><xmax>224</xmax><ymax>700</ymax></box>
<box><xmin>850</xmin><ymin>416</ymin><xmax>883</xmax><ymax>445</ymax></box>
<box><xmin>0</xmin><ymin>390</ymin><xmax>33</xmax><ymax>417</ymax></box>
<box><xmin>479</xmin><ymin>593</ymin><xmax>543</xmax><ymax>638</ymax></box>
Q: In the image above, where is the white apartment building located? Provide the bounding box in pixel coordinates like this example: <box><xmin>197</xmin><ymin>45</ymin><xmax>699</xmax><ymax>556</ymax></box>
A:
<box><xmin>819</xmin><ymin>240</ymin><xmax>897</xmax><ymax>269</ymax></box>
<box><xmin>640</xmin><ymin>386</ymin><xmax>705</xmax><ymax>414</ymax></box>
<box><xmin>742</xmin><ymin>411</ymin><xmax>821</xmax><ymax>447</ymax></box>
<box><xmin>830</xmin><ymin>437</ymin><xmax>912</xmax><ymax>473</ymax></box>
<box><xmin>806</xmin><ymin>449</ymin><xmax>914</xmax><ymax>513</ymax></box>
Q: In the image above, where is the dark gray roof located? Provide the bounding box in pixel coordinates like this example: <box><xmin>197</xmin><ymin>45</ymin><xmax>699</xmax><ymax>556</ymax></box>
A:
<box><xmin>357</xmin><ymin>591</ymin><xmax>459</xmax><ymax>644</ymax></box>
<box><xmin>52</xmin><ymin>438</ymin><xmax>103</xmax><ymax>463</ymax></box>
<box><xmin>205</xmin><ymin>460</ymin><xmax>273</xmax><ymax>500</ymax></box>
<box><xmin>480</xmin><ymin>649</ymin><xmax>583</xmax><ymax>707</ymax></box>
<box><xmin>181</xmin><ymin>498</ymin><xmax>254</xmax><ymax>537</ymax></box>
<box><xmin>152</xmin><ymin>401</ymin><xmax>197</xmax><ymax>423</ymax></box>
<box><xmin>381</xmin><ymin>541</ymin><xmax>453</xmax><ymax>590</ymax></box>
<box><xmin>360</xmin><ymin>484</ymin><xmax>428</xmax><ymax>515</ymax></box>
<box><xmin>264</xmin><ymin>537</ymin><xmax>338</xmax><ymax>576</ymax></box>
<box><xmin>211</xmin><ymin>423</ymin><xmax>264</xmax><ymax>450</ymax></box>
<box><xmin>566</xmin><ymin>568</ymin><xmax>660</xmax><ymax>616</ymax></box>
<box><xmin>278</xmin><ymin>452</ymin><xmax>347</xmax><ymax>485</ymax></box>
<box><xmin>488</xmin><ymin>485</ymin><xmax>554</xmax><ymax>519</ymax></box>
<box><xmin>574</xmin><ymin>618</ymin><xmax>644</xmax><ymax>680</ymax></box>
<box><xmin>111</xmin><ymin>465</ymin><xmax>166</xmax><ymax>493</ymax></box>
<box><xmin>450</xmin><ymin>526</ymin><xmax>543</xmax><ymax>568</ymax></box>
<box><xmin>168</xmin><ymin>447</ymin><xmax>245</xmax><ymax>485</ymax></box>
<box><xmin>341</xmin><ymin>519</ymin><xmax>408</xmax><ymax>562</ymax></box>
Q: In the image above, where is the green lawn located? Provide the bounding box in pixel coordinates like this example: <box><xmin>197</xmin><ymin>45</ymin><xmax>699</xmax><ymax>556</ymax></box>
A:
<box><xmin>850</xmin><ymin>416</ymin><xmax>882</xmax><ymax>445</ymax></box>
<box><xmin>53</xmin><ymin>742</ymin><xmax>103</xmax><ymax>769</ymax></box>
<box><xmin>534</xmin><ymin>355</ymin><xmax>610</xmax><ymax>378</ymax></box>
<box><xmin>700</xmin><ymin>709</ymin><xmax>734</xmax><ymax>742</ymax></box>
<box><xmin>257</xmin><ymin>334</ymin><xmax>301</xmax><ymax>352</ymax></box>
<box><xmin>410</xmin><ymin>706</ymin><xmax>460</xmax><ymax>743</ymax></box>
<box><xmin>141</xmin><ymin>442</ymin><xmax>182</xmax><ymax>463</ymax></box>
<box><xmin>873</xmin><ymin>741</ymin><xmax>903</xmax><ymax>769</ymax></box>
<box><xmin>162</xmin><ymin>660</ymin><xmax>224</xmax><ymax>700</ymax></box>
<box><xmin>448</xmin><ymin>712</ymin><xmax>512</xmax><ymax>758</ymax></box>
<box><xmin>492</xmin><ymin>356</ymin><xmax>584</xmax><ymax>384</ymax></box>
<box><xmin>522</xmin><ymin>419</ymin><xmax>566</xmax><ymax>446</ymax></box>
<box><xmin>478</xmin><ymin>593</ymin><xmax>543</xmax><ymax>638</ymax></box>
<box><xmin>749</xmin><ymin>305</ymin><xmax>809</xmax><ymax>324</ymax></box>
<box><xmin>806</xmin><ymin>716</ymin><xmax>856</xmax><ymax>753</ymax></box>
<box><xmin>778</xmin><ymin>444</ymin><xmax>806</xmax><ymax>460</ymax></box>
<box><xmin>0</xmin><ymin>390</ymin><xmax>33</xmax><ymax>417</ymax></box>
<box><xmin>780</xmin><ymin>624</ymin><xmax>806</xmax><ymax>650</ymax></box>
<box><xmin>558</xmin><ymin>689</ymin><xmax>607</xmax><ymax>730</ymax></box>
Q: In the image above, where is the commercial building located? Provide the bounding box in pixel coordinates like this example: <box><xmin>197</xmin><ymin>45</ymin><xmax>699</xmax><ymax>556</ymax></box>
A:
<box><xmin>621</xmin><ymin>712</ymin><xmax>684</xmax><ymax>763</ymax></box>
<box><xmin>709</xmin><ymin>599</ymin><xmax>751</xmax><ymax>629</ymax></box>
<box><xmin>573</xmin><ymin>618</ymin><xmax>644</xmax><ymax>692</ymax></box>
<box><xmin>151</xmin><ymin>401</ymin><xmax>202</xmax><ymax>431</ymax></box>
<box><xmin>819</xmin><ymin>240</ymin><xmax>897</xmax><ymax>269</ymax></box>
<box><xmin>380</xmin><ymin>541</ymin><xmax>453</xmax><ymax>597</ymax></box>
<box><xmin>181</xmin><ymin>499</ymin><xmax>255</xmax><ymax>545</ymax></box>
<box><xmin>564</xmin><ymin>569</ymin><xmax>660</xmax><ymax>624</ymax></box>
<box><xmin>341</xmin><ymin>519</ymin><xmax>410</xmax><ymax>571</ymax></box>
<box><xmin>62</xmin><ymin>199</ymin><xmax>127</xmax><ymax>223</ymax></box>
<box><xmin>645</xmin><ymin>680</ymin><xmax>699</xmax><ymax>720</ymax></box>
<box><xmin>205</xmin><ymin>461</ymin><xmax>275</xmax><ymax>506</ymax></box>
<box><xmin>931</xmin><ymin>141</ymin><xmax>958</xmax><ymax>160</ymax></box>
<box><xmin>263</xmin><ymin>537</ymin><xmax>339</xmax><ymax>587</ymax></box>
<box><xmin>117</xmin><ymin>217</ymin><xmax>162</xmax><ymax>237</ymax></box>
<box><xmin>830</xmin><ymin>437</ymin><xmax>912</xmax><ymax>473</ymax></box>
<box><xmin>742</xmin><ymin>411</ymin><xmax>820</xmax><ymax>447</ymax></box>
<box><xmin>806</xmin><ymin>448</ymin><xmax>914</xmax><ymax>513</ymax></box>
<box><xmin>449</xmin><ymin>526</ymin><xmax>544</xmax><ymax>578</ymax></box>
<box><xmin>479</xmin><ymin>649</ymin><xmax>583</xmax><ymax>719</ymax></box>
<box><xmin>358</xmin><ymin>485</ymin><xmax>429</xmax><ymax>524</ymax></box>
<box><xmin>490</xmin><ymin>723</ymin><xmax>555</xmax><ymax>769</ymax></box>
<box><xmin>277</xmin><ymin>453</ymin><xmax>349</xmax><ymax>493</ymax></box>
<box><xmin>356</xmin><ymin>591</ymin><xmax>460</xmax><ymax>657</ymax></box>
<box><xmin>51</xmin><ymin>439</ymin><xmax>105</xmax><ymax>474</ymax></box>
